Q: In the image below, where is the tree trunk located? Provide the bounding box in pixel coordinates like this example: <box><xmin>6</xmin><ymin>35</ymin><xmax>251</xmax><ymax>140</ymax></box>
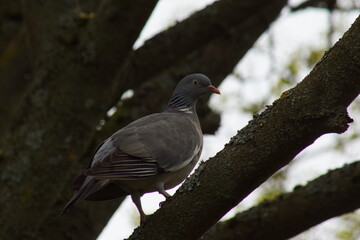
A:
<box><xmin>0</xmin><ymin>1</ymin><xmax>157</xmax><ymax>239</ymax></box>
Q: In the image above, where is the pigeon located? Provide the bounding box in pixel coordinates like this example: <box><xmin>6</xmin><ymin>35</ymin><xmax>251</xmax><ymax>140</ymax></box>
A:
<box><xmin>61</xmin><ymin>73</ymin><xmax>220</xmax><ymax>223</ymax></box>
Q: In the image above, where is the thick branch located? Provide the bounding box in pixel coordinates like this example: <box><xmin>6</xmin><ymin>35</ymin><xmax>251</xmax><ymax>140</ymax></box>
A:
<box><xmin>114</xmin><ymin>0</ymin><xmax>286</xmax><ymax>98</ymax></box>
<box><xmin>89</xmin><ymin>0</ymin><xmax>157</xmax><ymax>79</ymax></box>
<box><xmin>204</xmin><ymin>160</ymin><xmax>360</xmax><ymax>240</ymax></box>
<box><xmin>127</xmin><ymin>16</ymin><xmax>360</xmax><ymax>240</ymax></box>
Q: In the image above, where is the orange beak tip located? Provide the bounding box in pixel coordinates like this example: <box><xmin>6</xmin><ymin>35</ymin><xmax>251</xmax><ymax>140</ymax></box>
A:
<box><xmin>208</xmin><ymin>86</ymin><xmax>221</xmax><ymax>95</ymax></box>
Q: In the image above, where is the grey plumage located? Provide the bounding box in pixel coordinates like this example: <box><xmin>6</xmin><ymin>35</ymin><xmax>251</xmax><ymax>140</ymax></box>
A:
<box><xmin>61</xmin><ymin>73</ymin><xmax>220</xmax><ymax>223</ymax></box>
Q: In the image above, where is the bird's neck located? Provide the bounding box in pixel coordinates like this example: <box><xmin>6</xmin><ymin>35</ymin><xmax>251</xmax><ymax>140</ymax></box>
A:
<box><xmin>166</xmin><ymin>94</ymin><xmax>196</xmax><ymax>113</ymax></box>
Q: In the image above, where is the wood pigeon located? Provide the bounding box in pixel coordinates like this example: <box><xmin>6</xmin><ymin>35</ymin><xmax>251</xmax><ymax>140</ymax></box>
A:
<box><xmin>61</xmin><ymin>73</ymin><xmax>220</xmax><ymax>223</ymax></box>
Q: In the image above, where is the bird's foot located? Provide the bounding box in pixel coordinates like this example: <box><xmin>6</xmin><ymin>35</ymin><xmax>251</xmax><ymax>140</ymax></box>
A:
<box><xmin>159</xmin><ymin>195</ymin><xmax>173</xmax><ymax>207</ymax></box>
<box><xmin>158</xmin><ymin>189</ymin><xmax>171</xmax><ymax>199</ymax></box>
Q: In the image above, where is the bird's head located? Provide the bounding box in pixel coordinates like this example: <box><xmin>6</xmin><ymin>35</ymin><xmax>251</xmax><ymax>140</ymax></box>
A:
<box><xmin>168</xmin><ymin>73</ymin><xmax>220</xmax><ymax>111</ymax></box>
<box><xmin>174</xmin><ymin>73</ymin><xmax>220</xmax><ymax>99</ymax></box>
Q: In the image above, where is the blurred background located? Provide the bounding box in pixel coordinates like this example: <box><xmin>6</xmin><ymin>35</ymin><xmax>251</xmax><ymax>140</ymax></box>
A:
<box><xmin>0</xmin><ymin>0</ymin><xmax>359</xmax><ymax>239</ymax></box>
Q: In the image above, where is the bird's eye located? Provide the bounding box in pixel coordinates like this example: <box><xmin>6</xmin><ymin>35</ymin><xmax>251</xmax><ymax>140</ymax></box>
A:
<box><xmin>192</xmin><ymin>80</ymin><xmax>198</xmax><ymax>85</ymax></box>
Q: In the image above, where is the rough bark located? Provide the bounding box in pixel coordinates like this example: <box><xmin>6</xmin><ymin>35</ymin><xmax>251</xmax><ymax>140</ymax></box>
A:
<box><xmin>0</xmin><ymin>26</ymin><xmax>32</xmax><ymax>145</ymax></box>
<box><xmin>0</xmin><ymin>0</ymin><xmax>31</xmax><ymax>145</ymax></box>
<box><xmin>127</xmin><ymin>16</ymin><xmax>360</xmax><ymax>240</ymax></box>
<box><xmin>0</xmin><ymin>0</ymin><xmax>22</xmax><ymax>53</ymax></box>
<box><xmin>0</xmin><ymin>1</ymin><xmax>157</xmax><ymax>239</ymax></box>
<box><xmin>203</xmin><ymin>160</ymin><xmax>360</xmax><ymax>240</ymax></box>
<box><xmin>0</xmin><ymin>1</ymin><xmax>103</xmax><ymax>146</ymax></box>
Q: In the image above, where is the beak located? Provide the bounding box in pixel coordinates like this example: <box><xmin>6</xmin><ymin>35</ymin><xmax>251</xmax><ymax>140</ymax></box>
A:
<box><xmin>207</xmin><ymin>85</ymin><xmax>221</xmax><ymax>95</ymax></box>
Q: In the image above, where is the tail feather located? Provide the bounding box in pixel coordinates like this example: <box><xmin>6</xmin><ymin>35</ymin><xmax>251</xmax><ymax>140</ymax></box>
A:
<box><xmin>60</xmin><ymin>177</ymin><xmax>108</xmax><ymax>215</ymax></box>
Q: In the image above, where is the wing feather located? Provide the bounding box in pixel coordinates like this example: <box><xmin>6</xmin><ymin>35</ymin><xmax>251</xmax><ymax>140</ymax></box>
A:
<box><xmin>85</xmin><ymin>112</ymin><xmax>203</xmax><ymax>180</ymax></box>
<box><xmin>86</xmin><ymin>148</ymin><xmax>159</xmax><ymax>180</ymax></box>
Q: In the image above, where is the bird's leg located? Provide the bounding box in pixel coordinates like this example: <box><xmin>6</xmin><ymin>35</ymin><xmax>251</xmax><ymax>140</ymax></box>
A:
<box><xmin>156</xmin><ymin>183</ymin><xmax>172</xmax><ymax>199</ymax></box>
<box><xmin>131</xmin><ymin>192</ymin><xmax>147</xmax><ymax>225</ymax></box>
<box><xmin>158</xmin><ymin>189</ymin><xmax>171</xmax><ymax>199</ymax></box>
<box><xmin>158</xmin><ymin>187</ymin><xmax>172</xmax><ymax>207</ymax></box>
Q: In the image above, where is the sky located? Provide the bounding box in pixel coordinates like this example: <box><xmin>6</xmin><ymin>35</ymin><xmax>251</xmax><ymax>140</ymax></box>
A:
<box><xmin>97</xmin><ymin>1</ymin><xmax>360</xmax><ymax>239</ymax></box>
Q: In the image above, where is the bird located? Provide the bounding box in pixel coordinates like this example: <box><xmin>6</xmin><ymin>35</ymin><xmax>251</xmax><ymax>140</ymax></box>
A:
<box><xmin>61</xmin><ymin>73</ymin><xmax>220</xmax><ymax>224</ymax></box>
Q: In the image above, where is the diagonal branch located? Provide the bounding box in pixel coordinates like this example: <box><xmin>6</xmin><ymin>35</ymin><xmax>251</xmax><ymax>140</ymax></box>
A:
<box><xmin>114</xmin><ymin>0</ymin><xmax>287</xmax><ymax>99</ymax></box>
<box><xmin>127</xmin><ymin>15</ymin><xmax>360</xmax><ymax>240</ymax></box>
<box><xmin>203</xmin><ymin>160</ymin><xmax>360</xmax><ymax>240</ymax></box>
<box><xmin>291</xmin><ymin>0</ymin><xmax>335</xmax><ymax>11</ymax></box>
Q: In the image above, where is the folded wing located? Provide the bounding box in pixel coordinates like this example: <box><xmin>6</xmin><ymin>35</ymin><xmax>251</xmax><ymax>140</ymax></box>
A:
<box><xmin>86</xmin><ymin>112</ymin><xmax>202</xmax><ymax>180</ymax></box>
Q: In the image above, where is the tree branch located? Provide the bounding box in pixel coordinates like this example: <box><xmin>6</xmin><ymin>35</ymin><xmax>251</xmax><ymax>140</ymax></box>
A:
<box><xmin>203</xmin><ymin>160</ymin><xmax>360</xmax><ymax>240</ymax></box>
<box><xmin>127</xmin><ymin>16</ymin><xmax>360</xmax><ymax>240</ymax></box>
<box><xmin>114</xmin><ymin>0</ymin><xmax>287</xmax><ymax>99</ymax></box>
<box><xmin>291</xmin><ymin>0</ymin><xmax>336</xmax><ymax>12</ymax></box>
<box><xmin>89</xmin><ymin>0</ymin><xmax>158</xmax><ymax>79</ymax></box>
